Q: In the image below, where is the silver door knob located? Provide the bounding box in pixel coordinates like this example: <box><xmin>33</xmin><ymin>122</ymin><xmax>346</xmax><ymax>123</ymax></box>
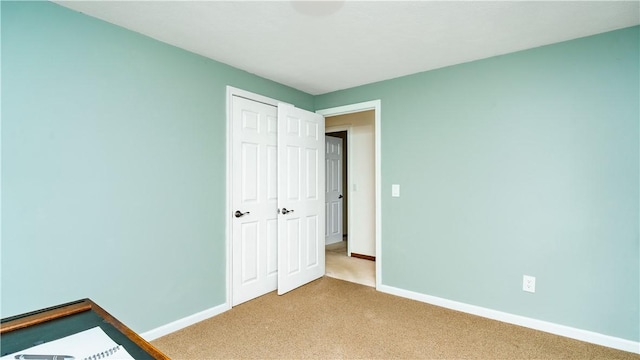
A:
<box><xmin>235</xmin><ymin>210</ymin><xmax>250</xmax><ymax>218</ymax></box>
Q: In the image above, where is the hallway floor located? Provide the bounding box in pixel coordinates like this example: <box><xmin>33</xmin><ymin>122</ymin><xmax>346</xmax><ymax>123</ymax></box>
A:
<box><xmin>325</xmin><ymin>241</ymin><xmax>375</xmax><ymax>287</ymax></box>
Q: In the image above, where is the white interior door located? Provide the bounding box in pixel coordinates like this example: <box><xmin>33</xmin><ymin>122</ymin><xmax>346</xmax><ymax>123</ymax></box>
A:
<box><xmin>277</xmin><ymin>103</ymin><xmax>326</xmax><ymax>295</ymax></box>
<box><xmin>325</xmin><ymin>135</ymin><xmax>343</xmax><ymax>245</ymax></box>
<box><xmin>231</xmin><ymin>96</ymin><xmax>278</xmax><ymax>306</ymax></box>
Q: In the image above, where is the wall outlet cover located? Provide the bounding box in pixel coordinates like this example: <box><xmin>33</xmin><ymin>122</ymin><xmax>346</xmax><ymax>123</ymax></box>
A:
<box><xmin>523</xmin><ymin>275</ymin><xmax>536</xmax><ymax>293</ymax></box>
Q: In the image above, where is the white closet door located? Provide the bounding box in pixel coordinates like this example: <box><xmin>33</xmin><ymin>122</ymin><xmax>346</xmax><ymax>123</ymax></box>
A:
<box><xmin>277</xmin><ymin>103</ymin><xmax>326</xmax><ymax>295</ymax></box>
<box><xmin>231</xmin><ymin>96</ymin><xmax>278</xmax><ymax>306</ymax></box>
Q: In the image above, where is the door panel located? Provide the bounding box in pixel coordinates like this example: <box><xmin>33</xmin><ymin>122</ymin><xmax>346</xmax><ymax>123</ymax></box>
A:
<box><xmin>286</xmin><ymin>217</ymin><xmax>301</xmax><ymax>274</ymax></box>
<box><xmin>241</xmin><ymin>222</ymin><xmax>259</xmax><ymax>282</ymax></box>
<box><xmin>277</xmin><ymin>103</ymin><xmax>325</xmax><ymax>295</ymax></box>
<box><xmin>325</xmin><ymin>135</ymin><xmax>343</xmax><ymax>244</ymax></box>
<box><xmin>306</xmin><ymin>215</ymin><xmax>319</xmax><ymax>266</ymax></box>
<box><xmin>232</xmin><ymin>96</ymin><xmax>278</xmax><ymax>306</ymax></box>
<box><xmin>266</xmin><ymin>218</ymin><xmax>278</xmax><ymax>276</ymax></box>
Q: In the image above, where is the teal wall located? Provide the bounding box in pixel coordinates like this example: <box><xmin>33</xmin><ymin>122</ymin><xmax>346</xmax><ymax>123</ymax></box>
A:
<box><xmin>1</xmin><ymin>1</ymin><xmax>313</xmax><ymax>332</ymax></box>
<box><xmin>2</xmin><ymin>0</ymin><xmax>638</xmax><ymax>343</ymax></box>
<box><xmin>316</xmin><ymin>26</ymin><xmax>640</xmax><ymax>342</ymax></box>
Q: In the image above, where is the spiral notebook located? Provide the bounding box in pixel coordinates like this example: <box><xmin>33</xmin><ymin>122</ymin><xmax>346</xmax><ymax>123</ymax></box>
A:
<box><xmin>1</xmin><ymin>327</ymin><xmax>135</xmax><ymax>360</ymax></box>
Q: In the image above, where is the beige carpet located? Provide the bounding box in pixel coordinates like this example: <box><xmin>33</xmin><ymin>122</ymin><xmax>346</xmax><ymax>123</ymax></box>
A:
<box><xmin>152</xmin><ymin>277</ymin><xmax>639</xmax><ymax>359</ymax></box>
<box><xmin>325</xmin><ymin>241</ymin><xmax>375</xmax><ymax>287</ymax></box>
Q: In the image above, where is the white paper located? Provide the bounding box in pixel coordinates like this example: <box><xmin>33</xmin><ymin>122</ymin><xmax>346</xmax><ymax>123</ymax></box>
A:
<box><xmin>1</xmin><ymin>327</ymin><xmax>135</xmax><ymax>360</ymax></box>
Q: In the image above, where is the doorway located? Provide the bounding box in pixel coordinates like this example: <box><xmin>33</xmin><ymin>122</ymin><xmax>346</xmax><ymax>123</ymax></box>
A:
<box><xmin>325</xmin><ymin>111</ymin><xmax>375</xmax><ymax>260</ymax></box>
<box><xmin>318</xmin><ymin>102</ymin><xmax>381</xmax><ymax>289</ymax></box>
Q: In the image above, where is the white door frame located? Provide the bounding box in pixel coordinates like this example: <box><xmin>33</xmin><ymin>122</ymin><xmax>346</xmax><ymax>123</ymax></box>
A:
<box><xmin>317</xmin><ymin>100</ymin><xmax>382</xmax><ymax>289</ymax></box>
<box><xmin>226</xmin><ymin>86</ymin><xmax>287</xmax><ymax>307</ymax></box>
<box><xmin>325</xmin><ymin>125</ymin><xmax>352</xmax><ymax>256</ymax></box>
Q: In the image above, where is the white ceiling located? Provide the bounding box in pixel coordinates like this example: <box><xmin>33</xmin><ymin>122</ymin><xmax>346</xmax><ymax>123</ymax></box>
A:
<box><xmin>55</xmin><ymin>1</ymin><xmax>640</xmax><ymax>95</ymax></box>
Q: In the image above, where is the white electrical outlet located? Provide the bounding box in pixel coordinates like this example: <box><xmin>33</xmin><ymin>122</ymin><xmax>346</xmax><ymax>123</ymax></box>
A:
<box><xmin>523</xmin><ymin>275</ymin><xmax>536</xmax><ymax>293</ymax></box>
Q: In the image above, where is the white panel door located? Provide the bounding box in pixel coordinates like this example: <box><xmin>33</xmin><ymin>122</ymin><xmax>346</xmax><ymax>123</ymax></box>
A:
<box><xmin>325</xmin><ymin>135</ymin><xmax>343</xmax><ymax>245</ymax></box>
<box><xmin>231</xmin><ymin>96</ymin><xmax>279</xmax><ymax>306</ymax></box>
<box><xmin>277</xmin><ymin>103</ymin><xmax>325</xmax><ymax>295</ymax></box>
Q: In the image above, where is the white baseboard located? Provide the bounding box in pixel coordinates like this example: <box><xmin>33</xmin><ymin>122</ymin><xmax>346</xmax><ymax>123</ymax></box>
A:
<box><xmin>377</xmin><ymin>284</ymin><xmax>640</xmax><ymax>355</ymax></box>
<box><xmin>141</xmin><ymin>302</ymin><xmax>229</xmax><ymax>341</ymax></box>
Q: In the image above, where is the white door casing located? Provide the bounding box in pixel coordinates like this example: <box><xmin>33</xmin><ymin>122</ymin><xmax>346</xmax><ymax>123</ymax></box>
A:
<box><xmin>231</xmin><ymin>96</ymin><xmax>278</xmax><ymax>306</ymax></box>
<box><xmin>325</xmin><ymin>135</ymin><xmax>343</xmax><ymax>245</ymax></box>
<box><xmin>277</xmin><ymin>103</ymin><xmax>326</xmax><ymax>295</ymax></box>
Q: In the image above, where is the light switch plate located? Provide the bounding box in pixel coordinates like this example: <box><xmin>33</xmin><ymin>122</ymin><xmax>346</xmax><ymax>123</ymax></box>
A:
<box><xmin>392</xmin><ymin>184</ymin><xmax>400</xmax><ymax>197</ymax></box>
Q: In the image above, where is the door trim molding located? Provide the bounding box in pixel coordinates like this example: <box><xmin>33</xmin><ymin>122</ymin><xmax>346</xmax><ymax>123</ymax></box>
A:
<box><xmin>225</xmin><ymin>86</ymin><xmax>281</xmax><ymax>308</ymax></box>
<box><xmin>316</xmin><ymin>100</ymin><xmax>382</xmax><ymax>290</ymax></box>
